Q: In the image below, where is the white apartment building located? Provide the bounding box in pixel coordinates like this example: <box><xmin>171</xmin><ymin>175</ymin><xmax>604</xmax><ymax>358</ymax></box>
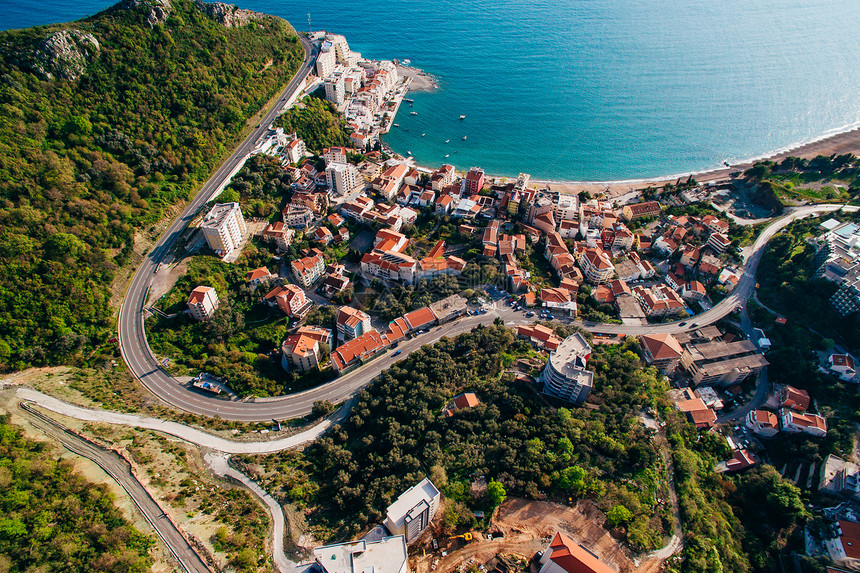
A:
<box><xmin>384</xmin><ymin>478</ymin><xmax>441</xmax><ymax>544</ymax></box>
<box><xmin>284</xmin><ymin>137</ymin><xmax>307</xmax><ymax>164</ymax></box>
<box><xmin>578</xmin><ymin>247</ymin><xmax>615</xmax><ymax>284</ymax></box>
<box><xmin>313</xmin><ymin>535</ymin><xmax>407</xmax><ymax>573</ymax></box>
<box><xmin>201</xmin><ymin>202</ymin><xmax>246</xmax><ymax>257</ymax></box>
<box><xmin>324</xmin><ymin>69</ymin><xmax>346</xmax><ymax>105</ymax></box>
<box><xmin>554</xmin><ymin>194</ymin><xmax>579</xmax><ymax>221</ymax></box>
<box><xmin>316</xmin><ymin>43</ymin><xmax>336</xmax><ymax>79</ymax></box>
<box><xmin>187</xmin><ymin>286</ymin><xmax>219</xmax><ymax>321</ymax></box>
<box><xmin>326</xmin><ymin>161</ymin><xmax>361</xmax><ymax>196</ymax></box>
<box><xmin>324</xmin><ymin>146</ymin><xmax>349</xmax><ymax>166</ymax></box>
<box><xmin>336</xmin><ymin>306</ymin><xmax>373</xmax><ymax>342</ymax></box>
<box><xmin>539</xmin><ymin>333</ymin><xmax>595</xmax><ymax>405</ymax></box>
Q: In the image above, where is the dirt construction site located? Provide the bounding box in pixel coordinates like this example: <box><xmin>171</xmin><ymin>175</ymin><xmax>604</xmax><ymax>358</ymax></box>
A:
<box><xmin>411</xmin><ymin>498</ymin><xmax>671</xmax><ymax>573</ymax></box>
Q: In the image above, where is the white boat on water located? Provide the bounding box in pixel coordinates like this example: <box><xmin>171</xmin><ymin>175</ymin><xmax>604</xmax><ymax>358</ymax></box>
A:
<box><xmin>393</xmin><ymin>123</ymin><xmax>399</xmax><ymax>127</ymax></box>
<box><xmin>462</xmin><ymin>136</ymin><xmax>467</xmax><ymax>140</ymax></box>
<box><xmin>407</xmin><ymin>150</ymin><xmax>412</xmax><ymax>155</ymax></box>
<box><xmin>421</xmin><ymin>133</ymin><xmax>426</xmax><ymax>137</ymax></box>
<box><xmin>445</xmin><ymin>139</ymin><xmax>450</xmax><ymax>143</ymax></box>
<box><xmin>445</xmin><ymin>154</ymin><xmax>449</xmax><ymax>158</ymax></box>
<box><xmin>410</xmin><ymin>111</ymin><xmax>418</xmax><ymax>115</ymax></box>
<box><xmin>459</xmin><ymin>115</ymin><xmax>466</xmax><ymax>120</ymax></box>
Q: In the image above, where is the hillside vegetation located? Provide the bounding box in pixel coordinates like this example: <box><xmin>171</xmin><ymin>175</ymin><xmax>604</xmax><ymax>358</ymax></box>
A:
<box><xmin>0</xmin><ymin>414</ymin><xmax>154</xmax><ymax>572</ymax></box>
<box><xmin>0</xmin><ymin>0</ymin><xmax>304</xmax><ymax>370</ymax></box>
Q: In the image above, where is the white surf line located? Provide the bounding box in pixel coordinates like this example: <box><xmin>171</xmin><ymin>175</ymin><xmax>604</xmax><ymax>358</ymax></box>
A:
<box><xmin>13</xmin><ymin>387</ymin><xmax>338</xmax><ymax>454</ymax></box>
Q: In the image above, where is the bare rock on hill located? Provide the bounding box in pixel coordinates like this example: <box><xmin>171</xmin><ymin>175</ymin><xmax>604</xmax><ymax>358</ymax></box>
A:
<box><xmin>33</xmin><ymin>29</ymin><xmax>100</xmax><ymax>81</ymax></box>
<box><xmin>194</xmin><ymin>1</ymin><xmax>264</xmax><ymax>27</ymax></box>
<box><xmin>119</xmin><ymin>0</ymin><xmax>172</xmax><ymax>28</ymax></box>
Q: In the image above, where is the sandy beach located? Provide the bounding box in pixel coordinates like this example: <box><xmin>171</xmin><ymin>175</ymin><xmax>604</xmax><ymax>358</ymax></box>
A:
<box><xmin>527</xmin><ymin>127</ymin><xmax>860</xmax><ymax>199</ymax></box>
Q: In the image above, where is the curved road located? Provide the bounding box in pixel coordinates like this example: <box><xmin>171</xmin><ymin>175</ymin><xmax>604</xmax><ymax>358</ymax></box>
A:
<box><xmin>117</xmin><ymin>48</ymin><xmax>857</xmax><ymax>423</ymax></box>
<box><xmin>19</xmin><ymin>403</ymin><xmax>212</xmax><ymax>573</ymax></box>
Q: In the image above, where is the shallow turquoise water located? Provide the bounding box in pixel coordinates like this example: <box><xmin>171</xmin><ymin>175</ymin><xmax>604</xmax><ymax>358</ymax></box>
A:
<box><xmin>7</xmin><ymin>0</ymin><xmax>860</xmax><ymax>180</ymax></box>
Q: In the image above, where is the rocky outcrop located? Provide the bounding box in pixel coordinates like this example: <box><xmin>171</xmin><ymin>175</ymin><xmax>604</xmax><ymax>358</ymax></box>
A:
<box><xmin>119</xmin><ymin>0</ymin><xmax>172</xmax><ymax>28</ymax></box>
<box><xmin>33</xmin><ymin>29</ymin><xmax>100</xmax><ymax>81</ymax></box>
<box><xmin>194</xmin><ymin>0</ymin><xmax>264</xmax><ymax>28</ymax></box>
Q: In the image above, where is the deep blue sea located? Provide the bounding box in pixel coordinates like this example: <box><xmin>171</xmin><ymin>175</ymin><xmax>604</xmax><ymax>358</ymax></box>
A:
<box><xmin>6</xmin><ymin>0</ymin><xmax>860</xmax><ymax>181</ymax></box>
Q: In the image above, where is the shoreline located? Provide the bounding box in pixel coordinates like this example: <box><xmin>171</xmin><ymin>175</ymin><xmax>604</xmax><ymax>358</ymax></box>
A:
<box><xmin>395</xmin><ymin>63</ymin><xmax>439</xmax><ymax>92</ymax></box>
<box><xmin>393</xmin><ymin>124</ymin><xmax>860</xmax><ymax>199</ymax></box>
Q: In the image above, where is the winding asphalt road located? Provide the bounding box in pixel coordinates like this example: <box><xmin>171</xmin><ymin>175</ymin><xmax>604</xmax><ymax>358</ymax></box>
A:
<box><xmin>115</xmin><ymin>34</ymin><xmax>858</xmax><ymax>423</ymax></box>
<box><xmin>19</xmin><ymin>403</ymin><xmax>212</xmax><ymax>573</ymax></box>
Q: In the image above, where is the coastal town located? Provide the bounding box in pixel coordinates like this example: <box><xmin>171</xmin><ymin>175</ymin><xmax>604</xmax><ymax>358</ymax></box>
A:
<box><xmin>3</xmin><ymin>8</ymin><xmax>860</xmax><ymax>573</ymax></box>
<box><xmin>128</xmin><ymin>31</ymin><xmax>860</xmax><ymax>573</ymax></box>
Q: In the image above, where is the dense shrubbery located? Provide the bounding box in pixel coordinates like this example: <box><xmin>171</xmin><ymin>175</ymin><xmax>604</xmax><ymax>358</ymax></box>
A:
<box><xmin>0</xmin><ymin>0</ymin><xmax>303</xmax><ymax>370</ymax></box>
<box><xmin>274</xmin><ymin>96</ymin><xmax>351</xmax><ymax>153</ymax></box>
<box><xmin>0</xmin><ymin>415</ymin><xmax>153</xmax><ymax>571</ymax></box>
<box><xmin>241</xmin><ymin>325</ymin><xmax>671</xmax><ymax>548</ymax></box>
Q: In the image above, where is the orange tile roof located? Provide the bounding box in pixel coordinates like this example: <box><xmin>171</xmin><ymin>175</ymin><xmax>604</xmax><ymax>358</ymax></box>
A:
<box><xmin>246</xmin><ymin>267</ymin><xmax>271</xmax><ymax>281</ymax></box>
<box><xmin>782</xmin><ymin>385</ymin><xmax>810</xmax><ymax>411</ymax></box>
<box><xmin>452</xmin><ymin>392</ymin><xmax>480</xmax><ymax>410</ymax></box>
<box><xmin>404</xmin><ymin>307</ymin><xmax>437</xmax><ymax>330</ymax></box>
<box><xmin>332</xmin><ymin>331</ymin><xmax>385</xmax><ymax>370</ymax></box>
<box><xmin>545</xmin><ymin>532</ymin><xmax>614</xmax><ymax>573</ymax></box>
<box><xmin>840</xmin><ymin>521</ymin><xmax>860</xmax><ymax>559</ymax></box>
<box><xmin>187</xmin><ymin>286</ymin><xmax>213</xmax><ymax>304</ymax></box>
<box><xmin>640</xmin><ymin>334</ymin><xmax>683</xmax><ymax>360</ymax></box>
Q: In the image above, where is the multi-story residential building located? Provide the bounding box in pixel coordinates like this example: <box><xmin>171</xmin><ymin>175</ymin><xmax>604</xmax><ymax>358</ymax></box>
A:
<box><xmin>260</xmin><ymin>221</ymin><xmax>295</xmax><ymax>251</ymax></box>
<box><xmin>283</xmin><ymin>204</ymin><xmax>314</xmax><ymax>228</ymax></box>
<box><xmin>707</xmin><ymin>232</ymin><xmax>731</xmax><ymax>253</ymax></box>
<box><xmin>326</xmin><ymin>161</ymin><xmax>361</xmax><ymax>195</ymax></box>
<box><xmin>281</xmin><ymin>333</ymin><xmax>321</xmax><ymax>373</ymax></box>
<box><xmin>779</xmin><ymin>408</ymin><xmax>827</xmax><ymax>437</ymax></box>
<box><xmin>361</xmin><ymin>249</ymin><xmax>416</xmax><ymax>284</ymax></box>
<box><xmin>313</xmin><ymin>535</ymin><xmax>407</xmax><ymax>573</ymax></box>
<box><xmin>578</xmin><ymin>247</ymin><xmax>615</xmax><ymax>284</ymax></box>
<box><xmin>621</xmin><ymin>200</ymin><xmax>661</xmax><ymax>221</ymax></box>
<box><xmin>430</xmin><ymin>164</ymin><xmax>455</xmax><ymax>191</ymax></box>
<box><xmin>315</xmin><ymin>43</ymin><xmax>336</xmax><ymax>78</ymax></box>
<box><xmin>539</xmin><ymin>333</ymin><xmax>594</xmax><ymax>405</ymax></box>
<box><xmin>284</xmin><ymin>136</ymin><xmax>307</xmax><ymax>165</ymax></box>
<box><xmin>336</xmin><ymin>306</ymin><xmax>373</xmax><ymax>342</ymax></box>
<box><xmin>201</xmin><ymin>202</ymin><xmax>246</xmax><ymax>257</ymax></box>
<box><xmin>323</xmin><ymin>146</ymin><xmax>349</xmax><ymax>166</ymax></box>
<box><xmin>680</xmin><ymin>339</ymin><xmax>769</xmax><ymax>386</ymax></box>
<box><xmin>384</xmin><ymin>478</ymin><xmax>441</xmax><ymax>544</ymax></box>
<box><xmin>538</xmin><ymin>531</ymin><xmax>614</xmax><ymax>573</ymax></box>
<box><xmin>517</xmin><ymin>324</ymin><xmax>563</xmax><ymax>351</ymax></box>
<box><xmin>746</xmin><ymin>409</ymin><xmax>779</xmax><ymax>437</ymax></box>
<box><xmin>324</xmin><ymin>70</ymin><xmax>346</xmax><ymax>105</ymax></box>
<box><xmin>186</xmin><ymin>286</ymin><xmax>219</xmax><ymax>321</ymax></box>
<box><xmin>779</xmin><ymin>385</ymin><xmax>810</xmax><ymax>411</ymax></box>
<box><xmin>291</xmin><ymin>252</ymin><xmax>325</xmax><ymax>287</ymax></box>
<box><xmin>811</xmin><ymin>220</ymin><xmax>860</xmax><ymax>316</ymax></box>
<box><xmin>632</xmin><ymin>284</ymin><xmax>686</xmax><ymax>317</ymax></box>
<box><xmin>460</xmin><ymin>167</ymin><xmax>484</xmax><ymax>195</ymax></box>
<box><xmin>830</xmin><ymin>354</ymin><xmax>857</xmax><ymax>381</ymax></box>
<box><xmin>682</xmin><ymin>280</ymin><xmax>706</xmax><ymax>301</ymax></box>
<box><xmin>553</xmin><ymin>194</ymin><xmax>579</xmax><ymax>222</ymax></box>
<box><xmin>639</xmin><ymin>333</ymin><xmax>683</xmax><ymax>373</ymax></box>
<box><xmin>541</xmin><ymin>288</ymin><xmax>577</xmax><ymax>315</ymax></box>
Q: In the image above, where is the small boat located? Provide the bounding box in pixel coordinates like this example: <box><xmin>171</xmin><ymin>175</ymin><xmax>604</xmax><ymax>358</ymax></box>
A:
<box><xmin>402</xmin><ymin>59</ymin><xmax>411</xmax><ymax>66</ymax></box>
<box><xmin>462</xmin><ymin>135</ymin><xmax>467</xmax><ymax>140</ymax></box>
<box><xmin>404</xmin><ymin>97</ymin><xmax>414</xmax><ymax>103</ymax></box>
<box><xmin>459</xmin><ymin>115</ymin><xmax>466</xmax><ymax>120</ymax></box>
<box><xmin>410</xmin><ymin>111</ymin><xmax>417</xmax><ymax>115</ymax></box>
<box><xmin>445</xmin><ymin>154</ymin><xmax>449</xmax><ymax>158</ymax></box>
<box><xmin>393</xmin><ymin>123</ymin><xmax>399</xmax><ymax>127</ymax></box>
<box><xmin>404</xmin><ymin>128</ymin><xmax>409</xmax><ymax>132</ymax></box>
<box><xmin>454</xmin><ymin>150</ymin><xmax>459</xmax><ymax>153</ymax></box>
<box><xmin>421</xmin><ymin>133</ymin><xmax>426</xmax><ymax>137</ymax></box>
<box><xmin>445</xmin><ymin>139</ymin><xmax>450</xmax><ymax>143</ymax></box>
<box><xmin>407</xmin><ymin>150</ymin><xmax>412</xmax><ymax>155</ymax></box>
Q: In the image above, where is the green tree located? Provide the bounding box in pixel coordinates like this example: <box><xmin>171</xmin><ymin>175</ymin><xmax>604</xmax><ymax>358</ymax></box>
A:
<box><xmin>606</xmin><ymin>505</ymin><xmax>632</xmax><ymax>527</ymax></box>
<box><xmin>487</xmin><ymin>480</ymin><xmax>506</xmax><ymax>507</ymax></box>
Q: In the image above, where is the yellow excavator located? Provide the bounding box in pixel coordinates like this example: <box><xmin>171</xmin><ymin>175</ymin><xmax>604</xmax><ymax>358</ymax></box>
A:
<box><xmin>448</xmin><ymin>532</ymin><xmax>473</xmax><ymax>542</ymax></box>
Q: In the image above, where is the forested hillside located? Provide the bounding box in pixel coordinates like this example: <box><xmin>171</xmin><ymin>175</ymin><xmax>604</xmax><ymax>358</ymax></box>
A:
<box><xmin>0</xmin><ymin>414</ymin><xmax>154</xmax><ymax>571</ymax></box>
<box><xmin>0</xmin><ymin>0</ymin><xmax>304</xmax><ymax>370</ymax></box>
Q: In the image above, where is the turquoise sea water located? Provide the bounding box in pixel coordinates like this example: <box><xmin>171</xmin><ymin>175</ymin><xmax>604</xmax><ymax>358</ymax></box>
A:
<box><xmin>6</xmin><ymin>0</ymin><xmax>860</xmax><ymax>181</ymax></box>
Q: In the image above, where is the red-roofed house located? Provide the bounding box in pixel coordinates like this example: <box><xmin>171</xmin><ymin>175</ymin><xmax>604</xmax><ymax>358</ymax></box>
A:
<box><xmin>639</xmin><ymin>334</ymin><xmax>683</xmax><ymax>373</ymax></box>
<box><xmin>541</xmin><ymin>288</ymin><xmax>577</xmax><ymax>315</ymax></box>
<box><xmin>245</xmin><ymin>267</ymin><xmax>274</xmax><ymax>289</ymax></box>
<box><xmin>746</xmin><ymin>409</ymin><xmax>779</xmax><ymax>437</ymax></box>
<box><xmin>682</xmin><ymin>280</ymin><xmax>706</xmax><ymax>301</ymax></box>
<box><xmin>830</xmin><ymin>520</ymin><xmax>860</xmax><ymax>565</ymax></box>
<box><xmin>281</xmin><ymin>332</ymin><xmax>323</xmax><ymax>373</ymax></box>
<box><xmin>517</xmin><ymin>324</ymin><xmax>563</xmax><ymax>351</ymax></box>
<box><xmin>830</xmin><ymin>354</ymin><xmax>857</xmax><ymax>381</ymax></box>
<box><xmin>443</xmin><ymin>392</ymin><xmax>481</xmax><ymax>417</ymax></box>
<box><xmin>187</xmin><ymin>286</ymin><xmax>219</xmax><ymax>321</ymax></box>
<box><xmin>779</xmin><ymin>385</ymin><xmax>811</xmax><ymax>412</ymax></box>
<box><xmin>314</xmin><ymin>226</ymin><xmax>334</xmax><ymax>246</ymax></box>
<box><xmin>403</xmin><ymin>307</ymin><xmax>438</xmax><ymax>332</ymax></box>
<box><xmin>721</xmin><ymin>449</ymin><xmax>757</xmax><ymax>473</ymax></box>
<box><xmin>707</xmin><ymin>232</ymin><xmax>731</xmax><ymax>253</ymax></box>
<box><xmin>538</xmin><ymin>532</ymin><xmax>614</xmax><ymax>573</ymax></box>
<box><xmin>780</xmin><ymin>408</ymin><xmax>827</xmax><ymax>437</ymax></box>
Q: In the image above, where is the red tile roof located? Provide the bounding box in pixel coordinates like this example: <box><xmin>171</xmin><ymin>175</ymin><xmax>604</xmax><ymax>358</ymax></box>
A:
<box><xmin>640</xmin><ymin>334</ymin><xmax>683</xmax><ymax>360</ymax></box>
<box><xmin>404</xmin><ymin>307</ymin><xmax>437</xmax><ymax>330</ymax></box>
<box><xmin>544</xmin><ymin>532</ymin><xmax>615</xmax><ymax>573</ymax></box>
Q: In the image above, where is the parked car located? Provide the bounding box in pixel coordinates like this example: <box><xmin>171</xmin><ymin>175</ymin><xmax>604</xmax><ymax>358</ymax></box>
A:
<box><xmin>393</xmin><ymin>350</ymin><xmax>402</xmax><ymax>356</ymax></box>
